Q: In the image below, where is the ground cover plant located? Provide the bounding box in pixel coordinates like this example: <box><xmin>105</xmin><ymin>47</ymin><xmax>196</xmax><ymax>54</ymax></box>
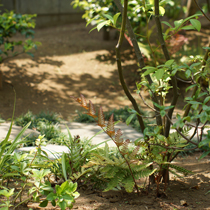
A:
<box><xmin>72</xmin><ymin>0</ymin><xmax>210</xmax><ymax>197</ymax></box>
<box><xmin>0</xmin><ymin>94</ymin><xmax>80</xmax><ymax>209</ymax></box>
<box><xmin>15</xmin><ymin>111</ymin><xmax>67</xmax><ymax>146</ymax></box>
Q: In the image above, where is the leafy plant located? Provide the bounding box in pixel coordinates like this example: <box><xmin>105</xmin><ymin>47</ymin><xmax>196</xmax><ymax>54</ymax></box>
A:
<box><xmin>0</xmin><ymin>11</ymin><xmax>40</xmax><ymax>63</ymax></box>
<box><xmin>0</xmin><ymin>134</ymin><xmax>79</xmax><ymax>209</ymax></box>
<box><xmin>42</xmin><ymin>181</ymin><xmax>79</xmax><ymax>210</ymax></box>
<box><xmin>15</xmin><ymin>111</ymin><xmax>66</xmax><ymax>146</ymax></box>
<box><xmin>71</xmin><ymin>94</ymin><xmax>158</xmax><ymax>194</ymax></box>
<box><xmin>72</xmin><ymin>0</ymin><xmax>210</xmax><ymax>196</ymax></box>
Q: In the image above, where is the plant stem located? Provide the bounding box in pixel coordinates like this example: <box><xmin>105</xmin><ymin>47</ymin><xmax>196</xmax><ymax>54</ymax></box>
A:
<box><xmin>115</xmin><ymin>0</ymin><xmax>145</xmax><ymax>132</ymax></box>
<box><xmin>193</xmin><ymin>0</ymin><xmax>210</xmax><ymax>21</ymax></box>
<box><xmin>114</xmin><ymin>0</ymin><xmax>162</xmax><ymax>129</ymax></box>
<box><xmin>154</xmin><ymin>0</ymin><xmax>179</xmax><ymax>137</ymax></box>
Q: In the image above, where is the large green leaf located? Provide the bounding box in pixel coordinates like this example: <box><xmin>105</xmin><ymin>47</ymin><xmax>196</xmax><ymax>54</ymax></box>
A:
<box><xmin>190</xmin><ymin>19</ymin><xmax>201</xmax><ymax>31</ymax></box>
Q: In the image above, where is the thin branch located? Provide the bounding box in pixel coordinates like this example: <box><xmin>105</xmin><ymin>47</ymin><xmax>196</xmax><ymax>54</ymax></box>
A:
<box><xmin>115</xmin><ymin>0</ymin><xmax>145</xmax><ymax>133</ymax></box>
<box><xmin>193</xmin><ymin>0</ymin><xmax>210</xmax><ymax>22</ymax></box>
<box><xmin>154</xmin><ymin>0</ymin><xmax>179</xmax><ymax>138</ymax></box>
<box><xmin>113</xmin><ymin>0</ymin><xmax>163</xmax><ymax>128</ymax></box>
<box><xmin>115</xmin><ymin>0</ymin><xmax>140</xmax><ymax>195</ymax></box>
<box><xmin>164</xmin><ymin>113</ymin><xmax>198</xmax><ymax>146</ymax></box>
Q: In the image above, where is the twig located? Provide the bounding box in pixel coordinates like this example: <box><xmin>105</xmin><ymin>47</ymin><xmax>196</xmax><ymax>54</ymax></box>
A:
<box><xmin>193</xmin><ymin>0</ymin><xmax>210</xmax><ymax>22</ymax></box>
<box><xmin>115</xmin><ymin>0</ymin><xmax>140</xmax><ymax>195</ymax></box>
<box><xmin>113</xmin><ymin>0</ymin><xmax>163</xmax><ymax>128</ymax></box>
<box><xmin>154</xmin><ymin>0</ymin><xmax>179</xmax><ymax>138</ymax></box>
<box><xmin>115</xmin><ymin>0</ymin><xmax>145</xmax><ymax>133</ymax></box>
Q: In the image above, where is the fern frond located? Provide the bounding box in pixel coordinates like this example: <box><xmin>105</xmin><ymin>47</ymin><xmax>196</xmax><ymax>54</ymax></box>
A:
<box><xmin>101</xmin><ymin>166</ymin><xmax>120</xmax><ymax>178</ymax></box>
<box><xmin>114</xmin><ymin>129</ymin><xmax>124</xmax><ymax>146</ymax></box>
<box><xmin>129</xmin><ymin>146</ymin><xmax>140</xmax><ymax>159</ymax></box>
<box><xmin>120</xmin><ymin>139</ymin><xmax>130</xmax><ymax>154</ymax></box>
<box><xmin>98</xmin><ymin>106</ymin><xmax>106</xmax><ymax>127</ymax></box>
<box><xmin>70</xmin><ymin>167</ymin><xmax>94</xmax><ymax>180</ymax></box>
<box><xmin>122</xmin><ymin>176</ymin><xmax>135</xmax><ymax>193</ymax></box>
<box><xmin>80</xmin><ymin>94</ymin><xmax>88</xmax><ymax>110</ymax></box>
<box><xmin>168</xmin><ymin>168</ymin><xmax>184</xmax><ymax>179</ymax></box>
<box><xmin>131</xmin><ymin>162</ymin><xmax>153</xmax><ymax>172</ymax></box>
<box><xmin>134</xmin><ymin>168</ymin><xmax>157</xmax><ymax>180</ymax></box>
<box><xmin>112</xmin><ymin>155</ymin><xmax>127</xmax><ymax>167</ymax></box>
<box><xmin>104</xmin><ymin>171</ymin><xmax>125</xmax><ymax>192</ymax></box>
<box><xmin>169</xmin><ymin>164</ymin><xmax>193</xmax><ymax>176</ymax></box>
<box><xmin>106</xmin><ymin>114</ymin><xmax>115</xmax><ymax>137</ymax></box>
<box><xmin>87</xmin><ymin>100</ymin><xmax>97</xmax><ymax>118</ymax></box>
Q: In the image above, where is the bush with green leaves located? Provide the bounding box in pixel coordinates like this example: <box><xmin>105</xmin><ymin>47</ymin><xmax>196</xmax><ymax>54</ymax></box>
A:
<box><xmin>72</xmin><ymin>0</ymin><xmax>169</xmax><ymax>42</ymax></box>
<box><xmin>72</xmin><ymin>0</ymin><xmax>210</xmax><ymax>196</ymax></box>
<box><xmin>0</xmin><ymin>10</ymin><xmax>40</xmax><ymax>63</ymax></box>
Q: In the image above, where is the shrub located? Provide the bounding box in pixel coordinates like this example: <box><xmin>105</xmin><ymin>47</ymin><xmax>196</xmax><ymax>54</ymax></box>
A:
<box><xmin>0</xmin><ymin>10</ymin><xmax>40</xmax><ymax>63</ymax></box>
<box><xmin>72</xmin><ymin>0</ymin><xmax>210</xmax><ymax>196</ymax></box>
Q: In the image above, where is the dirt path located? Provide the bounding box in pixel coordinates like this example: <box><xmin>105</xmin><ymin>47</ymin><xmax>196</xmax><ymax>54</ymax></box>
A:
<box><xmin>0</xmin><ymin>22</ymin><xmax>141</xmax><ymax>121</ymax></box>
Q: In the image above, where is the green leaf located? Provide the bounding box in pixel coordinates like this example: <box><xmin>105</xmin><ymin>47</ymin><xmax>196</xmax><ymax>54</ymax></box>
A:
<box><xmin>199</xmin><ymin>137</ymin><xmax>210</xmax><ymax>147</ymax></box>
<box><xmin>159</xmin><ymin>6</ymin><xmax>165</xmax><ymax>16</ymax></box>
<box><xmin>186</xmin><ymin>84</ymin><xmax>197</xmax><ymax>92</ymax></box>
<box><xmin>26</xmin><ymin>52</ymin><xmax>34</xmax><ymax>57</ymax></box>
<box><xmin>97</xmin><ymin>20</ymin><xmax>109</xmax><ymax>31</ymax></box>
<box><xmin>103</xmin><ymin>14</ymin><xmax>114</xmax><ymax>24</ymax></box>
<box><xmin>39</xmin><ymin>200</ymin><xmax>48</xmax><ymax>207</ymax></box>
<box><xmin>46</xmin><ymin>192</ymin><xmax>56</xmax><ymax>201</ymax></box>
<box><xmin>142</xmin><ymin>67</ymin><xmax>156</xmax><ymax>76</ymax></box>
<box><xmin>160</xmin><ymin>110</ymin><xmax>166</xmax><ymax>117</ymax></box>
<box><xmin>126</xmin><ymin>113</ymin><xmax>136</xmax><ymax>125</ymax></box>
<box><xmin>165</xmin><ymin>59</ymin><xmax>174</xmax><ymax>66</ymax></box>
<box><xmin>190</xmin><ymin>19</ymin><xmax>201</xmax><ymax>31</ymax></box>
<box><xmin>181</xmin><ymin>25</ymin><xmax>195</xmax><ymax>30</ymax></box>
<box><xmin>59</xmin><ymin>200</ymin><xmax>67</xmax><ymax>210</ymax></box>
<box><xmin>204</xmin><ymin>96</ymin><xmax>210</xmax><ymax>104</ymax></box>
<box><xmin>154</xmin><ymin>68</ymin><xmax>164</xmax><ymax>80</ymax></box>
<box><xmin>0</xmin><ymin>207</ymin><xmax>10</xmax><ymax>210</ymax></box>
<box><xmin>61</xmin><ymin>153</ymin><xmax>67</xmax><ymax>181</ymax></box>
<box><xmin>200</xmin><ymin>112</ymin><xmax>208</xmax><ymax>123</ymax></box>
<box><xmin>157</xmin><ymin>134</ymin><xmax>166</xmax><ymax>142</ymax></box>
<box><xmin>199</xmin><ymin>150</ymin><xmax>210</xmax><ymax>160</ymax></box>
<box><xmin>185</xmin><ymin>69</ymin><xmax>191</xmax><ymax>78</ymax></box>
<box><xmin>89</xmin><ymin>26</ymin><xmax>97</xmax><ymax>33</ymax></box>
<box><xmin>162</xmin><ymin>21</ymin><xmax>173</xmax><ymax>28</ymax></box>
<box><xmin>113</xmin><ymin>13</ymin><xmax>121</xmax><ymax>26</ymax></box>
<box><xmin>203</xmin><ymin>46</ymin><xmax>210</xmax><ymax>50</ymax></box>
<box><xmin>164</xmin><ymin>105</ymin><xmax>174</xmax><ymax>110</ymax></box>
<box><xmin>138</xmin><ymin>42</ymin><xmax>151</xmax><ymax>59</ymax></box>
<box><xmin>174</xmin><ymin>19</ymin><xmax>184</xmax><ymax>30</ymax></box>
<box><xmin>51</xmin><ymin>199</ymin><xmax>56</xmax><ymax>207</ymax></box>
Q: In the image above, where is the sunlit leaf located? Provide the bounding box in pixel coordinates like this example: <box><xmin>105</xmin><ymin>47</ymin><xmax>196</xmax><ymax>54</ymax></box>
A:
<box><xmin>113</xmin><ymin>13</ymin><xmax>121</xmax><ymax>26</ymax></box>
<box><xmin>97</xmin><ymin>20</ymin><xmax>109</xmax><ymax>31</ymax></box>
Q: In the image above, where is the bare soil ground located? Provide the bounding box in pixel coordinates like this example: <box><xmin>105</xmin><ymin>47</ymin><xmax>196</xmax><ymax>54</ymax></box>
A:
<box><xmin>1</xmin><ymin>22</ymin><xmax>210</xmax><ymax>209</ymax></box>
<box><xmin>0</xmin><ymin>22</ymin><xmax>141</xmax><ymax>121</ymax></box>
